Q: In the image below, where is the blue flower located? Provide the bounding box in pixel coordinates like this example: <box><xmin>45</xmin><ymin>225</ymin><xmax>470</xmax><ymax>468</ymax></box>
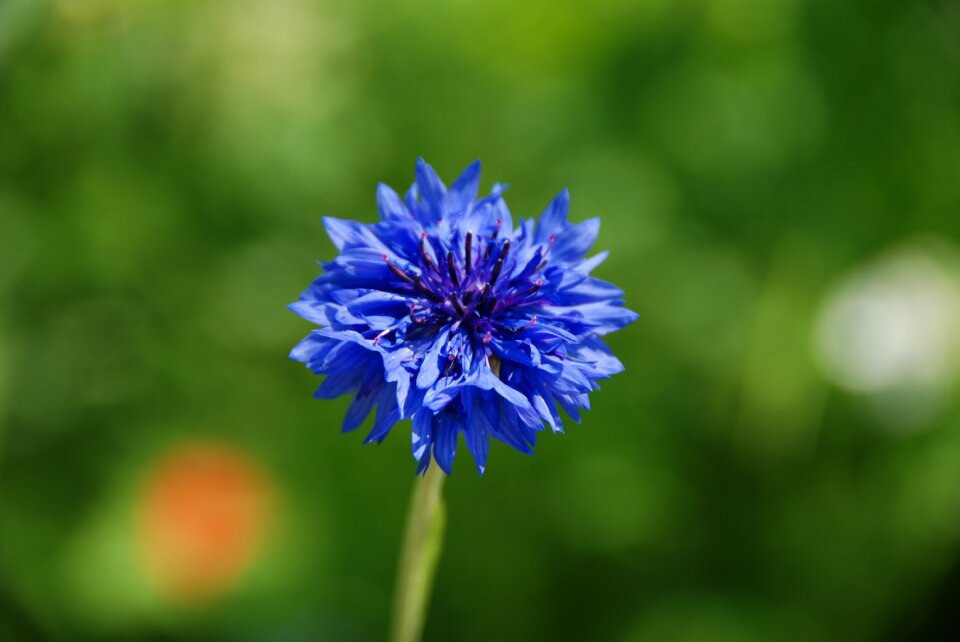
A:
<box><xmin>290</xmin><ymin>159</ymin><xmax>637</xmax><ymax>475</ymax></box>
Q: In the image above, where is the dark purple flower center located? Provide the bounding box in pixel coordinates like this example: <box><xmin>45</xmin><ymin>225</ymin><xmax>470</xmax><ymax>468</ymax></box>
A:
<box><xmin>381</xmin><ymin>222</ymin><xmax>555</xmax><ymax>344</ymax></box>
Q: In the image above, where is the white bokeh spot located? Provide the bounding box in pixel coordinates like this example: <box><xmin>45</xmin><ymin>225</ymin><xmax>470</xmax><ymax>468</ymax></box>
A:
<box><xmin>815</xmin><ymin>242</ymin><xmax>960</xmax><ymax>395</ymax></box>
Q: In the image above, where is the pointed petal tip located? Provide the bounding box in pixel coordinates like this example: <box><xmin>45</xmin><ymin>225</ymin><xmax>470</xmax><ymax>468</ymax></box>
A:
<box><xmin>415</xmin><ymin>157</ymin><xmax>440</xmax><ymax>179</ymax></box>
<box><xmin>415</xmin><ymin>453</ymin><xmax>431</xmax><ymax>476</ymax></box>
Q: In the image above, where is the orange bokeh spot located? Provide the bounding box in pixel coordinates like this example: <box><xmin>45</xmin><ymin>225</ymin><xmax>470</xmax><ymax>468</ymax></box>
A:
<box><xmin>138</xmin><ymin>442</ymin><xmax>273</xmax><ymax>605</ymax></box>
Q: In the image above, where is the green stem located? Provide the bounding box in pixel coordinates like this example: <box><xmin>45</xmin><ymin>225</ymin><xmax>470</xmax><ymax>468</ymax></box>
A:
<box><xmin>390</xmin><ymin>463</ymin><xmax>447</xmax><ymax>642</ymax></box>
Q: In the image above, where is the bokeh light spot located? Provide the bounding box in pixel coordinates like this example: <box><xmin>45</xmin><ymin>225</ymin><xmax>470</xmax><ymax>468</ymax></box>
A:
<box><xmin>137</xmin><ymin>442</ymin><xmax>274</xmax><ymax>606</ymax></box>
<box><xmin>815</xmin><ymin>241</ymin><xmax>960</xmax><ymax>395</ymax></box>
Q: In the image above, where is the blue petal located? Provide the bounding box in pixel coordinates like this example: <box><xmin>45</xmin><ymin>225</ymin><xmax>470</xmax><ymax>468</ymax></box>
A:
<box><xmin>484</xmin><ymin>399</ymin><xmax>534</xmax><ymax>454</ymax></box>
<box><xmin>302</xmin><ymin>340</ymin><xmax>359</xmax><ymax>374</ymax></box>
<box><xmin>552</xmin><ymin>361</ymin><xmax>595</xmax><ymax>395</ymax></box>
<box><xmin>415</xmin><ymin>158</ymin><xmax>447</xmax><ymax>223</ymax></box>
<box><xmin>519</xmin><ymin>371</ymin><xmax>562</xmax><ymax>433</ymax></box>
<box><xmin>578</xmin><ymin>250</ymin><xmax>609</xmax><ymax>273</ymax></box>
<box><xmin>343</xmin><ymin>383</ymin><xmax>379</xmax><ymax>432</ymax></box>
<box><xmin>395</xmin><ymin>368</ymin><xmax>417</xmax><ymax>416</ymax></box>
<box><xmin>530</xmin><ymin>389</ymin><xmax>560</xmax><ymax>432</ymax></box>
<box><xmin>364</xmin><ymin>385</ymin><xmax>400</xmax><ymax>444</ymax></box>
<box><xmin>473</xmin><ymin>182</ymin><xmax>508</xmax><ymax>209</ymax></box>
<box><xmin>323</xmin><ymin>217</ymin><xmax>360</xmax><ymax>251</ymax></box>
<box><xmin>552</xmin><ymin>217</ymin><xmax>599</xmax><ymax>262</ymax></box>
<box><xmin>288</xmin><ymin>300</ymin><xmax>330</xmax><ymax>325</ymax></box>
<box><xmin>318</xmin><ymin>248</ymin><xmax>395</xmax><ymax>287</ymax></box>
<box><xmin>556</xmin><ymin>276</ymin><xmax>624</xmax><ymax>305</ymax></box>
<box><xmin>459</xmin><ymin>200</ymin><xmax>502</xmax><ymax>239</ymax></box>
<box><xmin>540</xmin><ymin>301</ymin><xmax>639</xmax><ymax>336</ymax></box>
<box><xmin>412</xmin><ymin>411</ymin><xmax>433</xmax><ymax>467</ymax></box>
<box><xmin>335</xmin><ymin>291</ymin><xmax>411</xmax><ymax>327</ymax></box>
<box><xmin>555</xmin><ymin>392</ymin><xmax>586</xmax><ymax>423</ymax></box>
<box><xmin>432</xmin><ymin>412</ymin><xmax>458</xmax><ymax>474</ymax></box>
<box><xmin>474</xmin><ymin>358</ymin><xmax>533</xmax><ymax>412</ymax></box>
<box><xmin>535</xmin><ymin>188</ymin><xmax>569</xmax><ymax>243</ymax></box>
<box><xmin>422</xmin><ymin>373</ymin><xmax>464</xmax><ymax>411</ymax></box>
<box><xmin>290</xmin><ymin>331</ymin><xmax>325</xmax><ymax>362</ymax></box>
<box><xmin>416</xmin><ymin>328</ymin><xmax>449</xmax><ymax>389</ymax></box>
<box><xmin>576</xmin><ymin>337</ymin><xmax>626</xmax><ymax>377</ymax></box>
<box><xmin>383</xmin><ymin>347</ymin><xmax>416</xmax><ymax>383</ymax></box>
<box><xmin>462</xmin><ymin>390</ymin><xmax>490</xmax><ymax>474</ymax></box>
<box><xmin>405</xmin><ymin>183</ymin><xmax>419</xmax><ymax>217</ymax></box>
<box><xmin>377</xmin><ymin>183</ymin><xmax>409</xmax><ymax>221</ymax></box>
<box><xmin>489</xmin><ymin>336</ymin><xmax>541</xmax><ymax>367</ymax></box>
<box><xmin>446</xmin><ymin>160</ymin><xmax>481</xmax><ymax>216</ymax></box>
<box><xmin>323</xmin><ymin>217</ymin><xmax>392</xmax><ymax>254</ymax></box>
<box><xmin>314</xmin><ymin>371</ymin><xmax>360</xmax><ymax>399</ymax></box>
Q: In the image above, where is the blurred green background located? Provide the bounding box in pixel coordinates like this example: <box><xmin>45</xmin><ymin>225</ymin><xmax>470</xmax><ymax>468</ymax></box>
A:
<box><xmin>2</xmin><ymin>0</ymin><xmax>960</xmax><ymax>640</ymax></box>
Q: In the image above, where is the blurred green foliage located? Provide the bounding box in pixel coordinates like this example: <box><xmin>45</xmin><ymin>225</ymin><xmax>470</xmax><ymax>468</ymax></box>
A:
<box><xmin>2</xmin><ymin>0</ymin><xmax>960</xmax><ymax>640</ymax></box>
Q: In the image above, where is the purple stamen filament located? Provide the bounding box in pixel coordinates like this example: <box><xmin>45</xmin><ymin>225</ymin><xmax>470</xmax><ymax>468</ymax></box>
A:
<box><xmin>446</xmin><ymin>251</ymin><xmax>459</xmax><ymax>288</ymax></box>
<box><xmin>383</xmin><ymin>254</ymin><xmax>415</xmax><ymax>284</ymax></box>
<box><xmin>420</xmin><ymin>232</ymin><xmax>436</xmax><ymax>272</ymax></box>
<box><xmin>378</xmin><ymin>229</ymin><xmax>551</xmax><ymax>345</ymax></box>
<box><xmin>489</xmin><ymin>239</ymin><xmax>510</xmax><ymax>286</ymax></box>
<box><xmin>465</xmin><ymin>232</ymin><xmax>473</xmax><ymax>274</ymax></box>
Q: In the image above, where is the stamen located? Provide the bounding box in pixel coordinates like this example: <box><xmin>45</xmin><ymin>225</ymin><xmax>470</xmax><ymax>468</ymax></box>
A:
<box><xmin>414</xmin><ymin>276</ymin><xmax>442</xmax><ymax>302</ymax></box>
<box><xmin>383</xmin><ymin>254</ymin><xmax>415</xmax><ymax>284</ymax></box>
<box><xmin>489</xmin><ymin>239</ymin><xmax>510</xmax><ymax>286</ymax></box>
<box><xmin>484</xmin><ymin>222</ymin><xmax>501</xmax><ymax>260</ymax></box>
<box><xmin>372</xmin><ymin>328</ymin><xmax>392</xmax><ymax>345</ymax></box>
<box><xmin>482</xmin><ymin>331</ymin><xmax>492</xmax><ymax>344</ymax></box>
<box><xmin>465</xmin><ymin>232</ymin><xmax>473</xmax><ymax>274</ymax></box>
<box><xmin>447</xmin><ymin>251</ymin><xmax>460</xmax><ymax>288</ymax></box>
<box><xmin>420</xmin><ymin>232</ymin><xmax>437</xmax><ymax>272</ymax></box>
<box><xmin>529</xmin><ymin>279</ymin><xmax>542</xmax><ymax>294</ymax></box>
<box><xmin>530</xmin><ymin>236</ymin><xmax>555</xmax><ymax>273</ymax></box>
<box><xmin>490</xmin><ymin>259</ymin><xmax>503</xmax><ymax>287</ymax></box>
<box><xmin>409</xmin><ymin>303</ymin><xmax>430</xmax><ymax>323</ymax></box>
<box><xmin>523</xmin><ymin>315</ymin><xmax>538</xmax><ymax>330</ymax></box>
<box><xmin>450</xmin><ymin>293</ymin><xmax>465</xmax><ymax>316</ymax></box>
<box><xmin>443</xmin><ymin>349</ymin><xmax>461</xmax><ymax>374</ymax></box>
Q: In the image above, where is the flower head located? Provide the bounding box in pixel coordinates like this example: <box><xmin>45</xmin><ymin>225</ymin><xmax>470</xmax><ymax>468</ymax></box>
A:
<box><xmin>290</xmin><ymin>159</ymin><xmax>637</xmax><ymax>475</ymax></box>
